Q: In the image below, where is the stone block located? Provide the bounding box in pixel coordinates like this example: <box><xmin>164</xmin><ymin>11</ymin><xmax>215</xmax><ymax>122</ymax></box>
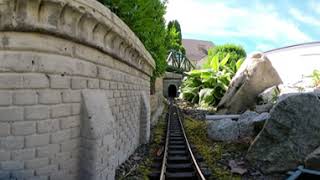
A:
<box><xmin>51</xmin><ymin>104</ymin><xmax>72</xmax><ymax>118</ymax></box>
<box><xmin>61</xmin><ymin>139</ymin><xmax>80</xmax><ymax>152</ymax></box>
<box><xmin>50</xmin><ymin>129</ymin><xmax>71</xmax><ymax>143</ymax></box>
<box><xmin>88</xmin><ymin>79</ymin><xmax>99</xmax><ymax>89</ymax></box>
<box><xmin>11</xmin><ymin>169</ymin><xmax>34</xmax><ymax>179</ymax></box>
<box><xmin>12</xmin><ymin>121</ymin><xmax>36</xmax><ymax>136</ymax></box>
<box><xmin>37</xmin><ymin>119</ymin><xmax>60</xmax><ymax>134</ymax></box>
<box><xmin>1</xmin><ymin>161</ymin><xmax>24</xmax><ymax>170</ymax></box>
<box><xmin>23</xmin><ymin>74</ymin><xmax>49</xmax><ymax>89</ymax></box>
<box><xmin>13</xmin><ymin>90</ymin><xmax>37</xmax><ymax>105</ymax></box>
<box><xmin>62</xmin><ymin>90</ymin><xmax>81</xmax><ymax>103</ymax></box>
<box><xmin>0</xmin><ymin>91</ymin><xmax>12</xmax><ymax>105</ymax></box>
<box><xmin>36</xmin><ymin>144</ymin><xmax>60</xmax><ymax>158</ymax></box>
<box><xmin>12</xmin><ymin>148</ymin><xmax>35</xmax><ymax>160</ymax></box>
<box><xmin>0</xmin><ymin>74</ymin><xmax>23</xmax><ymax>89</ymax></box>
<box><xmin>25</xmin><ymin>158</ymin><xmax>49</xmax><ymax>169</ymax></box>
<box><xmin>71</xmin><ymin>78</ymin><xmax>87</xmax><ymax>89</ymax></box>
<box><xmin>25</xmin><ymin>106</ymin><xmax>50</xmax><ymax>120</ymax></box>
<box><xmin>0</xmin><ymin>107</ymin><xmax>23</xmax><ymax>121</ymax></box>
<box><xmin>71</xmin><ymin>103</ymin><xmax>81</xmax><ymax>115</ymax></box>
<box><xmin>0</xmin><ymin>136</ymin><xmax>24</xmax><ymax>150</ymax></box>
<box><xmin>36</xmin><ymin>164</ymin><xmax>58</xmax><ymax>176</ymax></box>
<box><xmin>49</xmin><ymin>75</ymin><xmax>70</xmax><ymax>89</ymax></box>
<box><xmin>0</xmin><ymin>150</ymin><xmax>10</xmax><ymax>161</ymax></box>
<box><xmin>60</xmin><ymin>116</ymin><xmax>80</xmax><ymax>129</ymax></box>
<box><xmin>25</xmin><ymin>134</ymin><xmax>50</xmax><ymax>148</ymax></box>
<box><xmin>0</xmin><ymin>123</ymin><xmax>10</xmax><ymax>137</ymax></box>
<box><xmin>38</xmin><ymin>90</ymin><xmax>62</xmax><ymax>104</ymax></box>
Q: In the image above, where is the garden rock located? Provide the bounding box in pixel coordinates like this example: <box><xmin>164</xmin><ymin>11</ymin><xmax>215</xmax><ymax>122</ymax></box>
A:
<box><xmin>247</xmin><ymin>93</ymin><xmax>320</xmax><ymax>174</ymax></box>
<box><xmin>305</xmin><ymin>146</ymin><xmax>320</xmax><ymax>170</ymax></box>
<box><xmin>207</xmin><ymin>111</ymin><xmax>268</xmax><ymax>142</ymax></box>
<box><xmin>254</xmin><ymin>103</ymin><xmax>273</xmax><ymax>113</ymax></box>
<box><xmin>217</xmin><ymin>52</ymin><xmax>282</xmax><ymax>114</ymax></box>
<box><xmin>257</xmin><ymin>86</ymin><xmax>280</xmax><ymax>104</ymax></box>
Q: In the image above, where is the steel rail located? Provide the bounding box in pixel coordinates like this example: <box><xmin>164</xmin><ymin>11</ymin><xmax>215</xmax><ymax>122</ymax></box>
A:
<box><xmin>176</xmin><ymin>106</ymin><xmax>206</xmax><ymax>180</ymax></box>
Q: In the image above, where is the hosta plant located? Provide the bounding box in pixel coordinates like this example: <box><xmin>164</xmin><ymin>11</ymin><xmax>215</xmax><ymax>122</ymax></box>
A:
<box><xmin>179</xmin><ymin>54</ymin><xmax>244</xmax><ymax>107</ymax></box>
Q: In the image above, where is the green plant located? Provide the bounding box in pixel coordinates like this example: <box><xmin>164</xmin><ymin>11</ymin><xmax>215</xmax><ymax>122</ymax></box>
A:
<box><xmin>203</xmin><ymin>44</ymin><xmax>246</xmax><ymax>69</ymax></box>
<box><xmin>166</xmin><ymin>20</ymin><xmax>185</xmax><ymax>54</ymax></box>
<box><xmin>98</xmin><ymin>0</ymin><xmax>168</xmax><ymax>79</ymax></box>
<box><xmin>312</xmin><ymin>69</ymin><xmax>320</xmax><ymax>87</ymax></box>
<box><xmin>180</xmin><ymin>53</ymin><xmax>244</xmax><ymax>107</ymax></box>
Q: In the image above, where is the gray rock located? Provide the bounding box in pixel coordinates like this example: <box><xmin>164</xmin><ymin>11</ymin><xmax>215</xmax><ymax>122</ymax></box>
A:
<box><xmin>247</xmin><ymin>93</ymin><xmax>320</xmax><ymax>174</ymax></box>
<box><xmin>305</xmin><ymin>146</ymin><xmax>320</xmax><ymax>170</ymax></box>
<box><xmin>255</xmin><ymin>103</ymin><xmax>273</xmax><ymax>113</ymax></box>
<box><xmin>217</xmin><ymin>52</ymin><xmax>282</xmax><ymax>114</ymax></box>
<box><xmin>207</xmin><ymin>111</ymin><xmax>268</xmax><ymax>142</ymax></box>
<box><xmin>258</xmin><ymin>86</ymin><xmax>280</xmax><ymax>104</ymax></box>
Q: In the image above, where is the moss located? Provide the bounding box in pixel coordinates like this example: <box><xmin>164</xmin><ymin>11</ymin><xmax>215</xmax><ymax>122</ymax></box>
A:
<box><xmin>184</xmin><ymin>117</ymin><xmax>247</xmax><ymax>180</ymax></box>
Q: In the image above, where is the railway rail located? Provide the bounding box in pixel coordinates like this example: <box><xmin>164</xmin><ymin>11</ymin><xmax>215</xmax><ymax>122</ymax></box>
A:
<box><xmin>149</xmin><ymin>100</ymin><xmax>211</xmax><ymax>180</ymax></box>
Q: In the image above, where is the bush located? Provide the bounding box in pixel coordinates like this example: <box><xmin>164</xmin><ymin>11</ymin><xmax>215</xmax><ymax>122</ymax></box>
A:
<box><xmin>97</xmin><ymin>0</ymin><xmax>168</xmax><ymax>78</ymax></box>
<box><xmin>203</xmin><ymin>44</ymin><xmax>246</xmax><ymax>69</ymax></box>
<box><xmin>180</xmin><ymin>53</ymin><xmax>244</xmax><ymax>107</ymax></box>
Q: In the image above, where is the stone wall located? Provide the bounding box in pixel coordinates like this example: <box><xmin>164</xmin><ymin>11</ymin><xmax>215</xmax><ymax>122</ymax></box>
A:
<box><xmin>150</xmin><ymin>77</ymin><xmax>164</xmax><ymax>126</ymax></box>
<box><xmin>0</xmin><ymin>0</ymin><xmax>155</xmax><ymax>180</ymax></box>
<box><xmin>163</xmin><ymin>72</ymin><xmax>183</xmax><ymax>98</ymax></box>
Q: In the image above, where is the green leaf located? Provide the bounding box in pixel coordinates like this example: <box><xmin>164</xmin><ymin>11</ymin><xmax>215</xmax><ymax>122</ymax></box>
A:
<box><xmin>211</xmin><ymin>55</ymin><xmax>219</xmax><ymax>72</ymax></box>
<box><xmin>220</xmin><ymin>53</ymin><xmax>230</xmax><ymax>67</ymax></box>
<box><xmin>236</xmin><ymin>58</ymin><xmax>244</xmax><ymax>70</ymax></box>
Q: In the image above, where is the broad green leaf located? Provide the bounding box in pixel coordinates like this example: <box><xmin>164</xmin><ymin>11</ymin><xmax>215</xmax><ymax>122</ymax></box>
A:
<box><xmin>220</xmin><ymin>53</ymin><xmax>230</xmax><ymax>66</ymax></box>
<box><xmin>236</xmin><ymin>58</ymin><xmax>244</xmax><ymax>70</ymax></box>
<box><xmin>211</xmin><ymin>55</ymin><xmax>219</xmax><ymax>72</ymax></box>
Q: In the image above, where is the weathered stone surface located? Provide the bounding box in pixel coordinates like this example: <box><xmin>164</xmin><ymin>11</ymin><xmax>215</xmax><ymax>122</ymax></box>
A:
<box><xmin>217</xmin><ymin>53</ymin><xmax>282</xmax><ymax>114</ymax></box>
<box><xmin>305</xmin><ymin>146</ymin><xmax>320</xmax><ymax>170</ymax></box>
<box><xmin>247</xmin><ymin>93</ymin><xmax>320</xmax><ymax>173</ymax></box>
<box><xmin>207</xmin><ymin>111</ymin><xmax>268</xmax><ymax>142</ymax></box>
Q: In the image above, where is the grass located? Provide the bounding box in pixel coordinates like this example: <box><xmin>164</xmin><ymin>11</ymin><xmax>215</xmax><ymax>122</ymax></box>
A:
<box><xmin>184</xmin><ymin>117</ymin><xmax>249</xmax><ymax>180</ymax></box>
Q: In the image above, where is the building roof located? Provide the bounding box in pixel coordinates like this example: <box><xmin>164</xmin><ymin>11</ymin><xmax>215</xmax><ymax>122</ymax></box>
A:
<box><xmin>182</xmin><ymin>39</ymin><xmax>214</xmax><ymax>62</ymax></box>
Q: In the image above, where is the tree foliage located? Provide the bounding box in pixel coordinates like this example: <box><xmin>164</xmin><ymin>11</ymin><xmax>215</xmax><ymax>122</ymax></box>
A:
<box><xmin>166</xmin><ymin>20</ymin><xmax>185</xmax><ymax>54</ymax></box>
<box><xmin>203</xmin><ymin>44</ymin><xmax>246</xmax><ymax>69</ymax></box>
<box><xmin>98</xmin><ymin>0</ymin><xmax>168</xmax><ymax>78</ymax></box>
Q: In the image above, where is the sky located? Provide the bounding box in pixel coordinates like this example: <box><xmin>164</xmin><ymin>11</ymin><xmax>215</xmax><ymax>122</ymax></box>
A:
<box><xmin>165</xmin><ymin>0</ymin><xmax>319</xmax><ymax>54</ymax></box>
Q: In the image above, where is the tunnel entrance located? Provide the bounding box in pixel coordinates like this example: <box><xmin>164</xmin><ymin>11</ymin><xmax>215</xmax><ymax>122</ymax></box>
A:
<box><xmin>168</xmin><ymin>84</ymin><xmax>177</xmax><ymax>98</ymax></box>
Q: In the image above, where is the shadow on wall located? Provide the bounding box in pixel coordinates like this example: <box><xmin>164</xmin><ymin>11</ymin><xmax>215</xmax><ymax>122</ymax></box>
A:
<box><xmin>168</xmin><ymin>84</ymin><xmax>177</xmax><ymax>97</ymax></box>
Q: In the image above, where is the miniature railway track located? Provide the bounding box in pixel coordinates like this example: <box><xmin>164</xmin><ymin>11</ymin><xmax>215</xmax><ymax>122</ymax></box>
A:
<box><xmin>149</xmin><ymin>100</ymin><xmax>211</xmax><ymax>180</ymax></box>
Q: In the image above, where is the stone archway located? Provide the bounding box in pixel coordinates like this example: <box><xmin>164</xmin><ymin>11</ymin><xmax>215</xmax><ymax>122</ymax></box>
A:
<box><xmin>168</xmin><ymin>84</ymin><xmax>177</xmax><ymax>97</ymax></box>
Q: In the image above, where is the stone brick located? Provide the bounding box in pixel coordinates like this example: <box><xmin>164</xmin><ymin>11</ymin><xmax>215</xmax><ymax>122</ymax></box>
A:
<box><xmin>12</xmin><ymin>121</ymin><xmax>36</xmax><ymax>136</ymax></box>
<box><xmin>71</xmin><ymin>78</ymin><xmax>87</xmax><ymax>89</ymax></box>
<box><xmin>0</xmin><ymin>123</ymin><xmax>10</xmax><ymax>137</ymax></box>
<box><xmin>99</xmin><ymin>80</ymin><xmax>109</xmax><ymax>89</ymax></box>
<box><xmin>1</xmin><ymin>161</ymin><xmax>24</xmax><ymax>170</ymax></box>
<box><xmin>51</xmin><ymin>152</ymin><xmax>71</xmax><ymax>164</ymax></box>
<box><xmin>71</xmin><ymin>103</ymin><xmax>81</xmax><ymax>115</ymax></box>
<box><xmin>36</xmin><ymin>164</ymin><xmax>58</xmax><ymax>176</ymax></box>
<box><xmin>37</xmin><ymin>119</ymin><xmax>60</xmax><ymax>134</ymax></box>
<box><xmin>62</xmin><ymin>90</ymin><xmax>81</xmax><ymax>103</ymax></box>
<box><xmin>23</xmin><ymin>74</ymin><xmax>49</xmax><ymax>89</ymax></box>
<box><xmin>13</xmin><ymin>90</ymin><xmax>37</xmax><ymax>105</ymax></box>
<box><xmin>61</xmin><ymin>139</ymin><xmax>80</xmax><ymax>152</ymax></box>
<box><xmin>49</xmin><ymin>75</ymin><xmax>70</xmax><ymax>89</ymax></box>
<box><xmin>0</xmin><ymin>74</ymin><xmax>23</xmax><ymax>89</ymax></box>
<box><xmin>0</xmin><ymin>91</ymin><xmax>12</xmax><ymax>105</ymax></box>
<box><xmin>98</xmin><ymin>66</ymin><xmax>112</xmax><ymax>80</ymax></box>
<box><xmin>0</xmin><ymin>171</ymin><xmax>10</xmax><ymax>179</ymax></box>
<box><xmin>25</xmin><ymin>106</ymin><xmax>50</xmax><ymax>120</ymax></box>
<box><xmin>88</xmin><ymin>79</ymin><xmax>99</xmax><ymax>89</ymax></box>
<box><xmin>25</xmin><ymin>176</ymin><xmax>48</xmax><ymax>180</ymax></box>
<box><xmin>36</xmin><ymin>144</ymin><xmax>60</xmax><ymax>158</ymax></box>
<box><xmin>70</xmin><ymin>127</ymin><xmax>80</xmax><ymax>138</ymax></box>
<box><xmin>51</xmin><ymin>130</ymin><xmax>71</xmax><ymax>143</ymax></box>
<box><xmin>11</xmin><ymin>169</ymin><xmax>34</xmax><ymax>179</ymax></box>
<box><xmin>25</xmin><ymin>158</ymin><xmax>49</xmax><ymax>169</ymax></box>
<box><xmin>0</xmin><ymin>150</ymin><xmax>10</xmax><ymax>161</ymax></box>
<box><xmin>25</xmin><ymin>134</ymin><xmax>50</xmax><ymax>148</ymax></box>
<box><xmin>38</xmin><ymin>90</ymin><xmax>61</xmax><ymax>104</ymax></box>
<box><xmin>51</xmin><ymin>104</ymin><xmax>72</xmax><ymax>118</ymax></box>
<box><xmin>0</xmin><ymin>107</ymin><xmax>23</xmax><ymax>121</ymax></box>
<box><xmin>12</xmin><ymin>148</ymin><xmax>35</xmax><ymax>160</ymax></box>
<box><xmin>60</xmin><ymin>116</ymin><xmax>80</xmax><ymax>129</ymax></box>
<box><xmin>0</xmin><ymin>136</ymin><xmax>24</xmax><ymax>150</ymax></box>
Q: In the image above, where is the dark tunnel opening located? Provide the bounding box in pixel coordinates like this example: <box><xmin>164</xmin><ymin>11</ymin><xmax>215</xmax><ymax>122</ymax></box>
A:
<box><xmin>168</xmin><ymin>84</ymin><xmax>177</xmax><ymax>98</ymax></box>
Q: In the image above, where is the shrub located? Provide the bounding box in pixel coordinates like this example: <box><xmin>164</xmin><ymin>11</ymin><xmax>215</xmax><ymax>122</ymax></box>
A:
<box><xmin>203</xmin><ymin>44</ymin><xmax>246</xmax><ymax>69</ymax></box>
<box><xmin>97</xmin><ymin>0</ymin><xmax>168</xmax><ymax>78</ymax></box>
<box><xmin>180</xmin><ymin>53</ymin><xmax>244</xmax><ymax>107</ymax></box>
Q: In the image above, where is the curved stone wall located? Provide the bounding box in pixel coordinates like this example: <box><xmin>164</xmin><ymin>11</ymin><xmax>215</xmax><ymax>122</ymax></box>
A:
<box><xmin>0</xmin><ymin>0</ymin><xmax>155</xmax><ymax>180</ymax></box>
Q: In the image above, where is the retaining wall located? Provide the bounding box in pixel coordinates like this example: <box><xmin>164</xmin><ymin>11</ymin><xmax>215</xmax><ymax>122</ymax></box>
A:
<box><xmin>0</xmin><ymin>0</ymin><xmax>155</xmax><ymax>180</ymax></box>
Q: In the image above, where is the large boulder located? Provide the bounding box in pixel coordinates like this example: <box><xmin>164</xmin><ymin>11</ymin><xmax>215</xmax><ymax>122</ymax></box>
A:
<box><xmin>217</xmin><ymin>53</ymin><xmax>282</xmax><ymax>114</ymax></box>
<box><xmin>305</xmin><ymin>146</ymin><xmax>320</xmax><ymax>170</ymax></box>
<box><xmin>247</xmin><ymin>93</ymin><xmax>320</xmax><ymax>174</ymax></box>
<box><xmin>207</xmin><ymin>111</ymin><xmax>268</xmax><ymax>142</ymax></box>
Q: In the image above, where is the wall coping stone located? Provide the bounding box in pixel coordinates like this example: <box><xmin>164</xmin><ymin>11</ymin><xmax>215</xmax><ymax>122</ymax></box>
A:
<box><xmin>0</xmin><ymin>0</ymin><xmax>155</xmax><ymax>76</ymax></box>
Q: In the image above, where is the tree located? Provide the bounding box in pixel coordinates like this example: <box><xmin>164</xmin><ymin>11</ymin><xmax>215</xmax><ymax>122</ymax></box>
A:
<box><xmin>167</xmin><ymin>20</ymin><xmax>185</xmax><ymax>54</ymax></box>
<box><xmin>98</xmin><ymin>0</ymin><xmax>168</xmax><ymax>79</ymax></box>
